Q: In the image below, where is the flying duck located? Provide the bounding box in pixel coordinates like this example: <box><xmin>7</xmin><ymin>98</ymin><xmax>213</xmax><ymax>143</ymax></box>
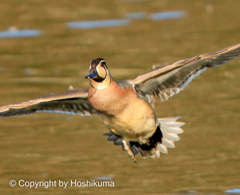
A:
<box><xmin>0</xmin><ymin>43</ymin><xmax>239</xmax><ymax>162</ymax></box>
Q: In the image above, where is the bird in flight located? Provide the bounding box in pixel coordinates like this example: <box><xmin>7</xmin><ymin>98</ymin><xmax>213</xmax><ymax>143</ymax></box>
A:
<box><xmin>0</xmin><ymin>44</ymin><xmax>239</xmax><ymax>162</ymax></box>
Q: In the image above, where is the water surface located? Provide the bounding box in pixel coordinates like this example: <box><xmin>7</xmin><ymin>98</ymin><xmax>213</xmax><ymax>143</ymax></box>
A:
<box><xmin>150</xmin><ymin>11</ymin><xmax>186</xmax><ymax>20</ymax></box>
<box><xmin>225</xmin><ymin>189</ymin><xmax>240</xmax><ymax>194</ymax></box>
<box><xmin>67</xmin><ymin>19</ymin><xmax>129</xmax><ymax>29</ymax></box>
<box><xmin>0</xmin><ymin>1</ymin><xmax>239</xmax><ymax>195</ymax></box>
<box><xmin>0</xmin><ymin>28</ymin><xmax>41</xmax><ymax>38</ymax></box>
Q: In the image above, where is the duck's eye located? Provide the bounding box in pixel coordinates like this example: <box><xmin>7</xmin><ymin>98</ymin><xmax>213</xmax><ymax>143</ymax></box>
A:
<box><xmin>101</xmin><ymin>61</ymin><xmax>106</xmax><ymax>67</ymax></box>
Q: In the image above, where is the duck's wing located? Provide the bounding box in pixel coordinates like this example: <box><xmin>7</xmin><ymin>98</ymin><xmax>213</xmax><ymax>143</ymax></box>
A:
<box><xmin>0</xmin><ymin>88</ymin><xmax>96</xmax><ymax>117</ymax></box>
<box><xmin>128</xmin><ymin>43</ymin><xmax>240</xmax><ymax>103</ymax></box>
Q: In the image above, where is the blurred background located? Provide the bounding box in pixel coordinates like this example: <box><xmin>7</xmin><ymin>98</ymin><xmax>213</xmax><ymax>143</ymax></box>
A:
<box><xmin>0</xmin><ymin>0</ymin><xmax>239</xmax><ymax>194</ymax></box>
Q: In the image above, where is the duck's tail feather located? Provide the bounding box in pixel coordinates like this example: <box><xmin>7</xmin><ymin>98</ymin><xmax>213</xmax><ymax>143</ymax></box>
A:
<box><xmin>103</xmin><ymin>116</ymin><xmax>184</xmax><ymax>161</ymax></box>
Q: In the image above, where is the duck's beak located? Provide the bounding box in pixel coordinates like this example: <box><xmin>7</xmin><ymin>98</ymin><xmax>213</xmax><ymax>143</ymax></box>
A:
<box><xmin>85</xmin><ymin>70</ymin><xmax>98</xmax><ymax>79</ymax></box>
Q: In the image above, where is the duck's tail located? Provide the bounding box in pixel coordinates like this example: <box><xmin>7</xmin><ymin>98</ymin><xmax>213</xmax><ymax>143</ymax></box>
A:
<box><xmin>104</xmin><ymin>116</ymin><xmax>184</xmax><ymax>162</ymax></box>
<box><xmin>128</xmin><ymin>116</ymin><xmax>184</xmax><ymax>159</ymax></box>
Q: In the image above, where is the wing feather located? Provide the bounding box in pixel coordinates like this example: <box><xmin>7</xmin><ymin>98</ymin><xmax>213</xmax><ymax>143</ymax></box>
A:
<box><xmin>0</xmin><ymin>88</ymin><xmax>96</xmax><ymax>117</ymax></box>
<box><xmin>128</xmin><ymin>43</ymin><xmax>240</xmax><ymax>103</ymax></box>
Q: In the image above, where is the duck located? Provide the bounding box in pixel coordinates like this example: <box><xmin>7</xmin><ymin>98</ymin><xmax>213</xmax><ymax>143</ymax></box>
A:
<box><xmin>0</xmin><ymin>43</ymin><xmax>239</xmax><ymax>162</ymax></box>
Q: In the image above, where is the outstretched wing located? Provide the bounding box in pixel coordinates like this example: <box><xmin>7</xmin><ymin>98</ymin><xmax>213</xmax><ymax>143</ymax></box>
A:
<box><xmin>128</xmin><ymin>43</ymin><xmax>240</xmax><ymax>103</ymax></box>
<box><xmin>0</xmin><ymin>87</ymin><xmax>96</xmax><ymax>117</ymax></box>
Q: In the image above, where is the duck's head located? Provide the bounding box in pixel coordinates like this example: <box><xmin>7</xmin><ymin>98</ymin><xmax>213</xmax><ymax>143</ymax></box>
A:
<box><xmin>85</xmin><ymin>58</ymin><xmax>111</xmax><ymax>89</ymax></box>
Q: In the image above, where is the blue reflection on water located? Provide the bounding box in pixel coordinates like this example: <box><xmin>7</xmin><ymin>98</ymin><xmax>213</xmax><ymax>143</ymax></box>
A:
<box><xmin>225</xmin><ymin>189</ymin><xmax>240</xmax><ymax>194</ymax></box>
<box><xmin>0</xmin><ymin>29</ymin><xmax>41</xmax><ymax>38</ymax></box>
<box><xmin>94</xmin><ymin>176</ymin><xmax>112</xmax><ymax>180</ymax></box>
<box><xmin>150</xmin><ymin>11</ymin><xmax>186</xmax><ymax>20</ymax></box>
<box><xmin>123</xmin><ymin>0</ymin><xmax>145</xmax><ymax>1</ymax></box>
<box><xmin>125</xmin><ymin>12</ymin><xmax>146</xmax><ymax>19</ymax></box>
<box><xmin>67</xmin><ymin>19</ymin><xmax>129</xmax><ymax>29</ymax></box>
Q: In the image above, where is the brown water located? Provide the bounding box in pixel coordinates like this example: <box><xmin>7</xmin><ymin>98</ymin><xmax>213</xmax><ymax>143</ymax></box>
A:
<box><xmin>0</xmin><ymin>1</ymin><xmax>240</xmax><ymax>194</ymax></box>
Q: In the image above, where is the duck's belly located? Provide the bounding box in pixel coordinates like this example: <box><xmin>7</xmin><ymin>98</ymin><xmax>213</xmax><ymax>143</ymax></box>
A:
<box><xmin>100</xmin><ymin>98</ymin><xmax>157</xmax><ymax>141</ymax></box>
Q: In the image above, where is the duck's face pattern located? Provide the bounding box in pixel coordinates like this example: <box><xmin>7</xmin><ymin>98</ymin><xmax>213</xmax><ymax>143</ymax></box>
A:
<box><xmin>85</xmin><ymin>58</ymin><xmax>108</xmax><ymax>82</ymax></box>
